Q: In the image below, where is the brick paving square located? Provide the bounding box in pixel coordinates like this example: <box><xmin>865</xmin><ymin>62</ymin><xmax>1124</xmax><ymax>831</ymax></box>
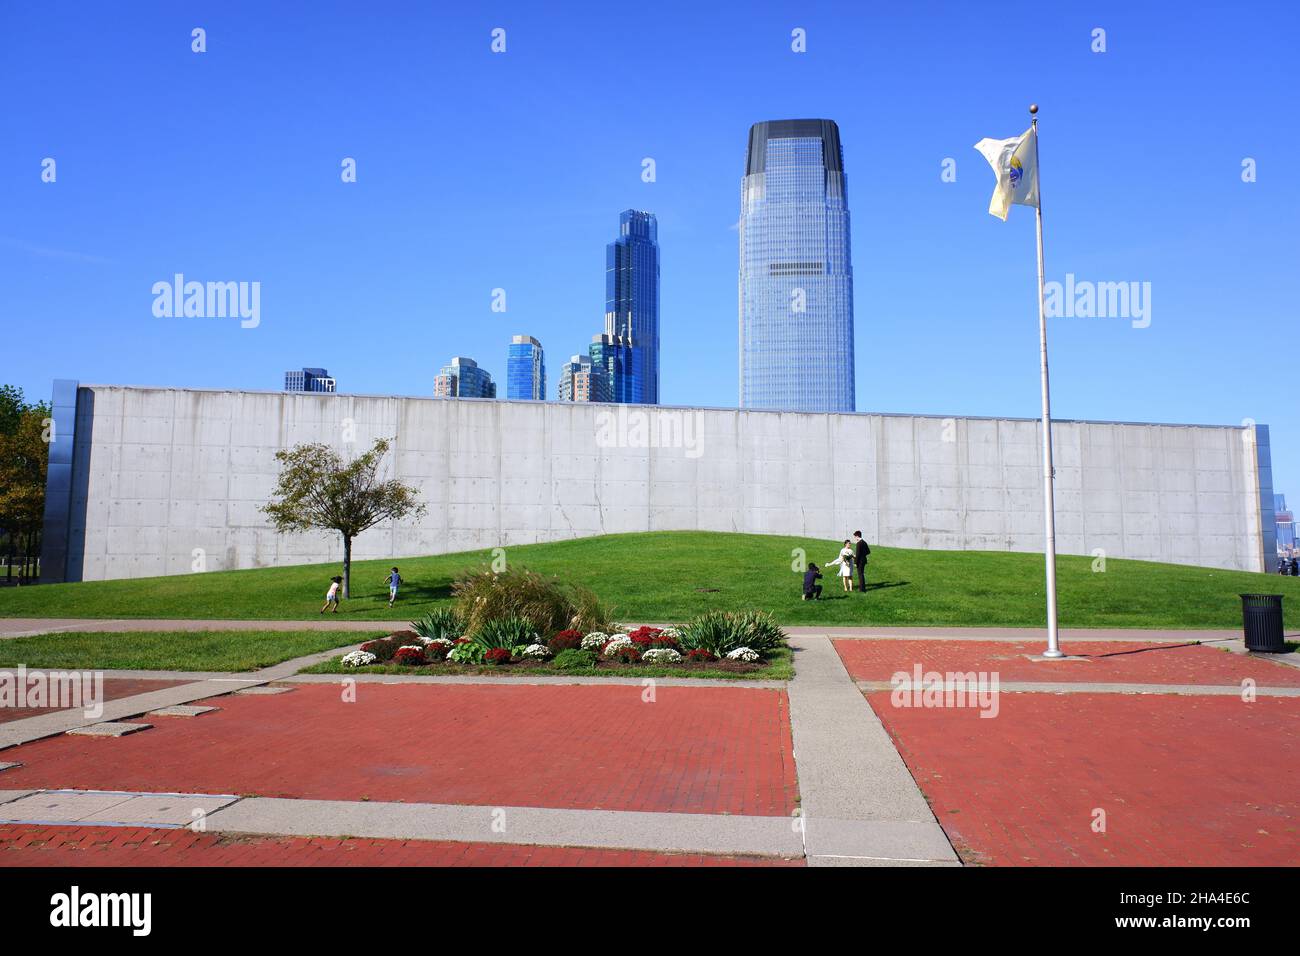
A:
<box><xmin>0</xmin><ymin>683</ymin><xmax>797</xmax><ymax>816</ymax></box>
<box><xmin>866</xmin><ymin>689</ymin><xmax>1300</xmax><ymax>866</ymax></box>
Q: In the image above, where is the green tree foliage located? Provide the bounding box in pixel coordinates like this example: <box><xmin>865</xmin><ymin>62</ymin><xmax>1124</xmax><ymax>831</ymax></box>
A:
<box><xmin>262</xmin><ymin>437</ymin><xmax>425</xmax><ymax>598</ymax></box>
<box><xmin>0</xmin><ymin>386</ymin><xmax>52</xmax><ymax>571</ymax></box>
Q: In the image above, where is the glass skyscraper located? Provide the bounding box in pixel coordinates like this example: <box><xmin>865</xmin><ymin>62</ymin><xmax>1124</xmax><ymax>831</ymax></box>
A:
<box><xmin>284</xmin><ymin>368</ymin><xmax>336</xmax><ymax>392</ymax></box>
<box><xmin>434</xmin><ymin>356</ymin><xmax>496</xmax><ymax>398</ymax></box>
<box><xmin>506</xmin><ymin>335</ymin><xmax>546</xmax><ymax>400</ymax></box>
<box><xmin>739</xmin><ymin>119</ymin><xmax>855</xmax><ymax>412</ymax></box>
<box><xmin>604</xmin><ymin>209</ymin><xmax>660</xmax><ymax>404</ymax></box>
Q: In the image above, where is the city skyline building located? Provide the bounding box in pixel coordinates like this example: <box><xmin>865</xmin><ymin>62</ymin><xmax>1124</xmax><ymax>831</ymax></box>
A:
<box><xmin>434</xmin><ymin>356</ymin><xmax>495</xmax><ymax>398</ymax></box>
<box><xmin>557</xmin><ymin>354</ymin><xmax>609</xmax><ymax>403</ymax></box>
<box><xmin>283</xmin><ymin>368</ymin><xmax>336</xmax><ymax>393</ymax></box>
<box><xmin>506</xmin><ymin>335</ymin><xmax>546</xmax><ymax>400</ymax></box>
<box><xmin>603</xmin><ymin>209</ymin><xmax>660</xmax><ymax>404</ymax></box>
<box><xmin>1276</xmin><ymin>493</ymin><xmax>1296</xmax><ymax>555</ymax></box>
<box><xmin>739</xmin><ymin>119</ymin><xmax>855</xmax><ymax>412</ymax></box>
<box><xmin>588</xmin><ymin>333</ymin><xmax>629</xmax><ymax>404</ymax></box>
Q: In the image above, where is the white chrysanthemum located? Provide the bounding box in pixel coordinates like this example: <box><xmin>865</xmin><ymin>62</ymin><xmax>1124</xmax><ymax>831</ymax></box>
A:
<box><xmin>428</xmin><ymin>637</ymin><xmax>454</xmax><ymax>647</ymax></box>
<box><xmin>519</xmin><ymin>643</ymin><xmax>550</xmax><ymax>659</ymax></box>
<box><xmin>581</xmin><ymin>632</ymin><xmax>610</xmax><ymax>651</ymax></box>
<box><xmin>642</xmin><ymin>648</ymin><xmax>682</xmax><ymax>664</ymax></box>
<box><xmin>341</xmin><ymin>650</ymin><xmax>377</xmax><ymax>668</ymax></box>
<box><xmin>602</xmin><ymin>636</ymin><xmax>634</xmax><ymax>657</ymax></box>
<box><xmin>725</xmin><ymin>647</ymin><xmax>760</xmax><ymax>663</ymax></box>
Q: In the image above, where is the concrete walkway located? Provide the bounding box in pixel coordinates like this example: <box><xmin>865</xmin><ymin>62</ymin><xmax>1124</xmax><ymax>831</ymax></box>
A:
<box><xmin>785</xmin><ymin>636</ymin><xmax>959</xmax><ymax>866</ymax></box>
<box><xmin>0</xmin><ymin>643</ymin><xmax>357</xmax><ymax>749</ymax></box>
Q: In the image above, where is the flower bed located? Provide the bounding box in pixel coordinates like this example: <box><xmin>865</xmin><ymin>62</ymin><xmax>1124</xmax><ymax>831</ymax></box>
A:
<box><xmin>321</xmin><ymin>616</ymin><xmax>790</xmax><ymax>679</ymax></box>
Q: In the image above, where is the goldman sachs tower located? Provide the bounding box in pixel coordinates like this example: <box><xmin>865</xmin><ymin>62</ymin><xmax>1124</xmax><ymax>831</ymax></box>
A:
<box><xmin>738</xmin><ymin>119</ymin><xmax>855</xmax><ymax>412</ymax></box>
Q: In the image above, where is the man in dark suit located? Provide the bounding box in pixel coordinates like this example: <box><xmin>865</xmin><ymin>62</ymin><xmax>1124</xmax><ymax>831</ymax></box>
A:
<box><xmin>853</xmin><ymin>531</ymin><xmax>870</xmax><ymax>592</ymax></box>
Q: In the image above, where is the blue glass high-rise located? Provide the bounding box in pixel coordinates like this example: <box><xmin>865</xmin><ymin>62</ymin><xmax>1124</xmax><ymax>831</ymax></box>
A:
<box><xmin>604</xmin><ymin>210</ymin><xmax>660</xmax><ymax>404</ymax></box>
<box><xmin>739</xmin><ymin>120</ymin><xmax>855</xmax><ymax>412</ymax></box>
<box><xmin>506</xmin><ymin>335</ymin><xmax>545</xmax><ymax>400</ymax></box>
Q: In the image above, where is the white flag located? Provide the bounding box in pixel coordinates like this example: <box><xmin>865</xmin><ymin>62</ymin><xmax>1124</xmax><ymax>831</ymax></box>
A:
<box><xmin>974</xmin><ymin>126</ymin><xmax>1039</xmax><ymax>221</ymax></box>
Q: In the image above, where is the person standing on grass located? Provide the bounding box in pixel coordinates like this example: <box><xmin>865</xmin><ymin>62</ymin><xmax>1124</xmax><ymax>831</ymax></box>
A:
<box><xmin>853</xmin><ymin>531</ymin><xmax>871</xmax><ymax>592</ymax></box>
<box><xmin>386</xmin><ymin>566</ymin><xmax>403</xmax><ymax>608</ymax></box>
<box><xmin>828</xmin><ymin>540</ymin><xmax>856</xmax><ymax>592</ymax></box>
<box><xmin>321</xmin><ymin>575</ymin><xmax>343</xmax><ymax>614</ymax></box>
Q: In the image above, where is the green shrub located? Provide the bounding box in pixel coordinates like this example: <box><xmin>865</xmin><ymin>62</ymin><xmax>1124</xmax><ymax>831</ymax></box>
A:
<box><xmin>677</xmin><ymin>610</ymin><xmax>785</xmax><ymax>656</ymax></box>
<box><xmin>411</xmin><ymin>608</ymin><xmax>465</xmax><ymax>641</ymax></box>
<box><xmin>452</xmin><ymin>567</ymin><xmax>612</xmax><ymax>637</ymax></box>
<box><xmin>553</xmin><ymin>648</ymin><xmax>598</xmax><ymax>671</ymax></box>
<box><xmin>473</xmin><ymin>615</ymin><xmax>537</xmax><ymax>651</ymax></box>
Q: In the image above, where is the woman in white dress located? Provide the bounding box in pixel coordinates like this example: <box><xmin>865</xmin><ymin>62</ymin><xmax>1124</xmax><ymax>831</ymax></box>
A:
<box><xmin>828</xmin><ymin>540</ymin><xmax>856</xmax><ymax>592</ymax></box>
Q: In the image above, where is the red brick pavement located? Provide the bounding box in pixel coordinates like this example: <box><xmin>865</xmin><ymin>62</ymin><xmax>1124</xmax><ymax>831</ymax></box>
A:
<box><xmin>835</xmin><ymin>639</ymin><xmax>1300</xmax><ymax>686</ymax></box>
<box><xmin>0</xmin><ymin>825</ymin><xmax>802</xmax><ymax>866</ymax></box>
<box><xmin>0</xmin><ymin>683</ymin><xmax>797</xmax><ymax>816</ymax></box>
<box><xmin>0</xmin><ymin>678</ymin><xmax>190</xmax><ymax>724</ymax></box>
<box><xmin>867</xmin><ymin>690</ymin><xmax>1300</xmax><ymax>866</ymax></box>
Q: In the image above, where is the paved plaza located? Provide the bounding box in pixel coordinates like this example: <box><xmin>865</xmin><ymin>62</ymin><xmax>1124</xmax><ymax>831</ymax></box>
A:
<box><xmin>1</xmin><ymin>620</ymin><xmax>1297</xmax><ymax>867</ymax></box>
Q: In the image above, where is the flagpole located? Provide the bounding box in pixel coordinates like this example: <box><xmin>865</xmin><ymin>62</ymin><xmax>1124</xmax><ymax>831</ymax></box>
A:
<box><xmin>1030</xmin><ymin>103</ymin><xmax>1063</xmax><ymax>658</ymax></box>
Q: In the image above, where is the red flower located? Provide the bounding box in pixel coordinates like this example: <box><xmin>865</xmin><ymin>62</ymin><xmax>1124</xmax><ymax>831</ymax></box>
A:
<box><xmin>608</xmin><ymin>644</ymin><xmax>643</xmax><ymax>663</ymax></box>
<box><xmin>548</xmin><ymin>630</ymin><xmax>584</xmax><ymax>652</ymax></box>
<box><xmin>686</xmin><ymin>649</ymin><xmax>717</xmax><ymax>663</ymax></box>
<box><xmin>484</xmin><ymin>648</ymin><xmax>512</xmax><ymax>665</ymax></box>
<box><xmin>627</xmin><ymin>626</ymin><xmax>663</xmax><ymax>647</ymax></box>
<box><xmin>393</xmin><ymin>646</ymin><xmax>426</xmax><ymax>666</ymax></box>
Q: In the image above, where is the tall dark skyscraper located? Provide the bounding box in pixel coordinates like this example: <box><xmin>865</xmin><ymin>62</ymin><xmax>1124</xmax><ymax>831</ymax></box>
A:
<box><xmin>604</xmin><ymin>209</ymin><xmax>660</xmax><ymax>404</ymax></box>
<box><xmin>739</xmin><ymin>119</ymin><xmax>855</xmax><ymax>412</ymax></box>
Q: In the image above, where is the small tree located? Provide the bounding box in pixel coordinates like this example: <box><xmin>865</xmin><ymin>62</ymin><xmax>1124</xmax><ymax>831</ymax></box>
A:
<box><xmin>262</xmin><ymin>437</ymin><xmax>425</xmax><ymax>599</ymax></box>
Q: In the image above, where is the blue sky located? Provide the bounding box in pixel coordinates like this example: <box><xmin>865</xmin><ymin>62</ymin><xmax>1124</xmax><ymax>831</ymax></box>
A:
<box><xmin>2</xmin><ymin>1</ymin><xmax>1297</xmax><ymax>496</ymax></box>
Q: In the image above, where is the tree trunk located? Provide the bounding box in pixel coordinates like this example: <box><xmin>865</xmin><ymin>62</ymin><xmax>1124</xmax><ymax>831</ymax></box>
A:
<box><xmin>342</xmin><ymin>535</ymin><xmax>352</xmax><ymax>600</ymax></box>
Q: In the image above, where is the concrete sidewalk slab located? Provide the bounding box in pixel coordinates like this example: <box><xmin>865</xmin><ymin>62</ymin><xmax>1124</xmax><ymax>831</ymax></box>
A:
<box><xmin>0</xmin><ymin>789</ymin><xmax>237</xmax><ymax>827</ymax></box>
<box><xmin>148</xmin><ymin>705</ymin><xmax>219</xmax><ymax>717</ymax></box>
<box><xmin>67</xmin><ymin>722</ymin><xmax>153</xmax><ymax>737</ymax></box>
<box><xmin>204</xmin><ymin>797</ymin><xmax>804</xmax><ymax>858</ymax></box>
<box><xmin>786</xmin><ymin>636</ymin><xmax>958</xmax><ymax>865</ymax></box>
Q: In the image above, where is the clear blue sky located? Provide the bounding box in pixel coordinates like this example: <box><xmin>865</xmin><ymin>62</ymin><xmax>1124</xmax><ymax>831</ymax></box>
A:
<box><xmin>3</xmin><ymin>1</ymin><xmax>1296</xmax><ymax>496</ymax></box>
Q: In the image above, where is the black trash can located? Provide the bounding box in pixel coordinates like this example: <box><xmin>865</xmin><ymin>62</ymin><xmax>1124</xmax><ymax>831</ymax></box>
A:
<box><xmin>1239</xmin><ymin>594</ymin><xmax>1286</xmax><ymax>652</ymax></box>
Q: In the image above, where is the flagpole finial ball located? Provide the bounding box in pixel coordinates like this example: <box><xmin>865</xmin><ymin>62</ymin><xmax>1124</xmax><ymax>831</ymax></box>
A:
<box><xmin>1029</xmin><ymin>103</ymin><xmax>1039</xmax><ymax>114</ymax></box>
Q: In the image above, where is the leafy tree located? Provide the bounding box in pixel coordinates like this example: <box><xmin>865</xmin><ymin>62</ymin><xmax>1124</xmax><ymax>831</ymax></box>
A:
<box><xmin>262</xmin><ymin>437</ymin><xmax>425</xmax><ymax>598</ymax></box>
<box><xmin>0</xmin><ymin>385</ymin><xmax>51</xmax><ymax>581</ymax></box>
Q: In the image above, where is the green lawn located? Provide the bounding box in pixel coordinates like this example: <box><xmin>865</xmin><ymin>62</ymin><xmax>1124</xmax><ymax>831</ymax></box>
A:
<box><xmin>2</xmin><ymin>531</ymin><xmax>1297</xmax><ymax>629</ymax></box>
<box><xmin>0</xmin><ymin>630</ymin><xmax>381</xmax><ymax>672</ymax></box>
<box><xmin>301</xmin><ymin>645</ymin><xmax>795</xmax><ymax>681</ymax></box>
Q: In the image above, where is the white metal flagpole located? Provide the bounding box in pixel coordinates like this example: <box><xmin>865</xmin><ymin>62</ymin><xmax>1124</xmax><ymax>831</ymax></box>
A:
<box><xmin>1030</xmin><ymin>103</ymin><xmax>1063</xmax><ymax>658</ymax></box>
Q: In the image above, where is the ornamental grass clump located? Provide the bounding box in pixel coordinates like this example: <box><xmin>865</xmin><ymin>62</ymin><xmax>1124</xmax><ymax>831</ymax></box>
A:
<box><xmin>411</xmin><ymin>608</ymin><xmax>466</xmax><ymax>642</ymax></box>
<box><xmin>452</xmin><ymin>567</ymin><xmax>612</xmax><ymax>638</ymax></box>
<box><xmin>677</xmin><ymin>610</ymin><xmax>785</xmax><ymax>658</ymax></box>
